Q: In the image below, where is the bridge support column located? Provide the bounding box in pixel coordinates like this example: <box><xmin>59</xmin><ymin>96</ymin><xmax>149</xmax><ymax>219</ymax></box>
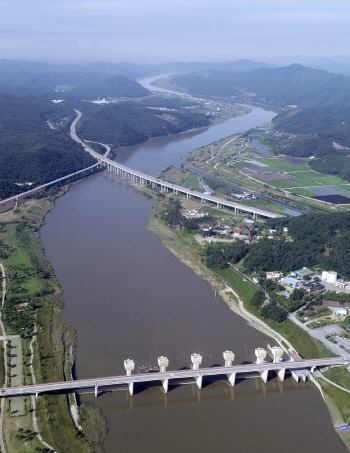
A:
<box><xmin>260</xmin><ymin>369</ymin><xmax>269</xmax><ymax>383</ymax></box>
<box><xmin>162</xmin><ymin>379</ymin><xmax>169</xmax><ymax>393</ymax></box>
<box><xmin>129</xmin><ymin>382</ymin><xmax>134</xmax><ymax>396</ymax></box>
<box><xmin>276</xmin><ymin>368</ymin><xmax>285</xmax><ymax>382</ymax></box>
<box><xmin>227</xmin><ymin>372</ymin><xmax>236</xmax><ymax>386</ymax></box>
<box><xmin>291</xmin><ymin>371</ymin><xmax>299</xmax><ymax>382</ymax></box>
<box><xmin>187</xmin><ymin>193</ymin><xmax>189</xmax><ymax>199</ymax></box>
<box><xmin>158</xmin><ymin>356</ymin><xmax>169</xmax><ymax>393</ymax></box>
<box><xmin>95</xmin><ymin>385</ymin><xmax>98</xmax><ymax>398</ymax></box>
<box><xmin>223</xmin><ymin>351</ymin><xmax>236</xmax><ymax>385</ymax></box>
<box><xmin>191</xmin><ymin>354</ymin><xmax>203</xmax><ymax>389</ymax></box>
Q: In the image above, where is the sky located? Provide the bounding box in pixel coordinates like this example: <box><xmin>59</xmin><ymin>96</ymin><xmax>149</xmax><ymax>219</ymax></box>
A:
<box><xmin>1</xmin><ymin>0</ymin><xmax>350</xmax><ymax>64</ymax></box>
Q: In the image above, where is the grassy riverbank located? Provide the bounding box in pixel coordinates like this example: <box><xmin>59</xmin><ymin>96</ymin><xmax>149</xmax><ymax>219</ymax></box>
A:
<box><xmin>145</xmin><ymin>190</ymin><xmax>335</xmax><ymax>359</ymax></box>
<box><xmin>0</xmin><ymin>186</ymin><xmax>94</xmax><ymax>453</ymax></box>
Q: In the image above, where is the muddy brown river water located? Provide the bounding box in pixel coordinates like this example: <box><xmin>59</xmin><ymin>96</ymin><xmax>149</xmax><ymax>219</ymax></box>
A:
<box><xmin>40</xmin><ymin>92</ymin><xmax>346</xmax><ymax>452</ymax></box>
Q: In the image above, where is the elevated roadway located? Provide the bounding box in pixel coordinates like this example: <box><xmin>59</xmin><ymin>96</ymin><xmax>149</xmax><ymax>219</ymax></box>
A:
<box><xmin>1</xmin><ymin>357</ymin><xmax>346</xmax><ymax>398</ymax></box>
<box><xmin>71</xmin><ymin>110</ymin><xmax>284</xmax><ymax>219</ymax></box>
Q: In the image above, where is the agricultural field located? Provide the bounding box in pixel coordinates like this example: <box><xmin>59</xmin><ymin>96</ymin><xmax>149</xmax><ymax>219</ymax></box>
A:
<box><xmin>250</xmin><ymin>157</ymin><xmax>350</xmax><ymax>201</ymax></box>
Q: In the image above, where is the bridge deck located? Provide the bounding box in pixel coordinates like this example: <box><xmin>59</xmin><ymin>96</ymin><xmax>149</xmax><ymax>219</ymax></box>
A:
<box><xmin>71</xmin><ymin>110</ymin><xmax>284</xmax><ymax>219</ymax></box>
<box><xmin>2</xmin><ymin>357</ymin><xmax>346</xmax><ymax>397</ymax></box>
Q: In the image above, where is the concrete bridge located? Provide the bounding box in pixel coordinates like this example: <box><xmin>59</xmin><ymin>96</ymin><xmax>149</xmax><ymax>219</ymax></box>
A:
<box><xmin>2</xmin><ymin>349</ymin><xmax>347</xmax><ymax>398</ymax></box>
<box><xmin>71</xmin><ymin>111</ymin><xmax>283</xmax><ymax>219</ymax></box>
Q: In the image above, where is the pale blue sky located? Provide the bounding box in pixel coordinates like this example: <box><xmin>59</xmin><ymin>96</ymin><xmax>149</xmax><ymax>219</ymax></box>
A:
<box><xmin>1</xmin><ymin>0</ymin><xmax>349</xmax><ymax>63</ymax></box>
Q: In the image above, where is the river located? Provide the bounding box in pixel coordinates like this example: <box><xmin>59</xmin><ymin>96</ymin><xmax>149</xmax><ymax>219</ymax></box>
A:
<box><xmin>40</xmin><ymin>77</ymin><xmax>346</xmax><ymax>452</ymax></box>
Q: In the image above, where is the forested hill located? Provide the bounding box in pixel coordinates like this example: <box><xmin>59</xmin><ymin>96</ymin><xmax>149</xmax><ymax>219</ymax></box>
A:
<box><xmin>205</xmin><ymin>211</ymin><xmax>350</xmax><ymax>279</ymax></box>
<box><xmin>75</xmin><ymin>101</ymin><xmax>210</xmax><ymax>147</ymax></box>
<box><xmin>0</xmin><ymin>95</ymin><xmax>96</xmax><ymax>200</ymax></box>
<box><xmin>170</xmin><ymin>64</ymin><xmax>350</xmax><ymax>107</ymax></box>
<box><xmin>0</xmin><ymin>60</ymin><xmax>149</xmax><ymax>100</ymax></box>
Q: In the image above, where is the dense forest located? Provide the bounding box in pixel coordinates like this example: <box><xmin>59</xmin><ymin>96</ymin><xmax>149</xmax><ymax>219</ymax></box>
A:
<box><xmin>0</xmin><ymin>95</ymin><xmax>96</xmax><ymax>199</ymax></box>
<box><xmin>76</xmin><ymin>101</ymin><xmax>210</xmax><ymax>147</ymax></box>
<box><xmin>265</xmin><ymin>106</ymin><xmax>350</xmax><ymax>179</ymax></box>
<box><xmin>205</xmin><ymin>210</ymin><xmax>350</xmax><ymax>279</ymax></box>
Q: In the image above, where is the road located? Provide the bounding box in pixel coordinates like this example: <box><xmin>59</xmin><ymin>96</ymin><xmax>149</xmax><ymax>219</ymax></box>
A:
<box><xmin>289</xmin><ymin>311</ymin><xmax>349</xmax><ymax>357</ymax></box>
<box><xmin>0</xmin><ymin>357</ymin><xmax>347</xmax><ymax>398</ymax></box>
<box><xmin>70</xmin><ymin>110</ymin><xmax>284</xmax><ymax>219</ymax></box>
<box><xmin>227</xmin><ymin>262</ymin><xmax>268</xmax><ymax>297</ymax></box>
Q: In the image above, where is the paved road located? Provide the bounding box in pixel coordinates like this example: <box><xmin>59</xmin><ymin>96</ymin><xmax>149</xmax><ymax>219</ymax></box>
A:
<box><xmin>227</xmin><ymin>263</ymin><xmax>268</xmax><ymax>297</ymax></box>
<box><xmin>71</xmin><ymin>110</ymin><xmax>284</xmax><ymax>219</ymax></box>
<box><xmin>0</xmin><ymin>357</ymin><xmax>347</xmax><ymax>398</ymax></box>
<box><xmin>289</xmin><ymin>311</ymin><xmax>349</xmax><ymax>357</ymax></box>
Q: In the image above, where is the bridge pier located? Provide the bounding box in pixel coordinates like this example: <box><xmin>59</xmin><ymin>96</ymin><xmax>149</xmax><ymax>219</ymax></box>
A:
<box><xmin>276</xmin><ymin>368</ymin><xmax>285</xmax><ymax>382</ymax></box>
<box><xmin>191</xmin><ymin>354</ymin><xmax>203</xmax><ymax>389</ymax></box>
<box><xmin>95</xmin><ymin>385</ymin><xmax>98</xmax><ymax>398</ymax></box>
<box><xmin>223</xmin><ymin>351</ymin><xmax>236</xmax><ymax>386</ymax></box>
<box><xmin>158</xmin><ymin>357</ymin><xmax>169</xmax><ymax>393</ymax></box>
<box><xmin>260</xmin><ymin>369</ymin><xmax>269</xmax><ymax>383</ymax></box>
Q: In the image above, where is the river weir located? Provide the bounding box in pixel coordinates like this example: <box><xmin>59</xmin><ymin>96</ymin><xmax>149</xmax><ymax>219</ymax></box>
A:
<box><xmin>40</xmin><ymin>80</ymin><xmax>347</xmax><ymax>452</ymax></box>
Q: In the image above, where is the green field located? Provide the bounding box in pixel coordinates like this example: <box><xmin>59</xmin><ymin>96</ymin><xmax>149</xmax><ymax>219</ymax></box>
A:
<box><xmin>288</xmin><ymin>188</ymin><xmax>318</xmax><ymax>197</ymax></box>
<box><xmin>256</xmin><ymin>158</ymin><xmax>309</xmax><ymax>172</ymax></box>
<box><xmin>290</xmin><ymin>170</ymin><xmax>324</xmax><ymax>178</ymax></box>
<box><xmin>268</xmin><ymin>180</ymin><xmax>299</xmax><ymax>189</ymax></box>
<box><xmin>295</xmin><ymin>176</ymin><xmax>346</xmax><ymax>186</ymax></box>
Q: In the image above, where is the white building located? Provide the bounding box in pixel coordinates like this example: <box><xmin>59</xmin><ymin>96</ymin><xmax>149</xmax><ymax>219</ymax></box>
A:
<box><xmin>266</xmin><ymin>271</ymin><xmax>283</xmax><ymax>280</ymax></box>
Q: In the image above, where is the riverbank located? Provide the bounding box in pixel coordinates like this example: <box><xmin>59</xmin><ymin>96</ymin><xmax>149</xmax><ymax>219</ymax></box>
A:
<box><xmin>143</xmin><ymin>187</ymin><xmax>293</xmax><ymax>350</ymax></box>
<box><xmin>0</xmin><ymin>183</ymin><xmax>99</xmax><ymax>453</ymax></box>
<box><xmin>136</xmin><ymin>184</ymin><xmax>350</xmax><ymax>450</ymax></box>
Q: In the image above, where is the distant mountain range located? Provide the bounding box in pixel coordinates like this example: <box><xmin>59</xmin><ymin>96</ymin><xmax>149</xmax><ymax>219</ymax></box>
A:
<box><xmin>170</xmin><ymin>64</ymin><xmax>350</xmax><ymax>107</ymax></box>
<box><xmin>1</xmin><ymin>57</ymin><xmax>350</xmax><ymax>102</ymax></box>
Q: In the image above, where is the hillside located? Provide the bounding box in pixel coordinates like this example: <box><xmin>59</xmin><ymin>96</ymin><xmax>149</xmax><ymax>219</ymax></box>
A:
<box><xmin>76</xmin><ymin>101</ymin><xmax>210</xmax><ymax>147</ymax></box>
<box><xmin>0</xmin><ymin>95</ymin><xmax>96</xmax><ymax>199</ymax></box>
<box><xmin>171</xmin><ymin>64</ymin><xmax>350</xmax><ymax>107</ymax></box>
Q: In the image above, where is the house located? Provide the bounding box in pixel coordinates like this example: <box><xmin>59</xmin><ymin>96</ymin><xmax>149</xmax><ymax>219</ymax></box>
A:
<box><xmin>283</xmin><ymin>227</ymin><xmax>288</xmax><ymax>233</ymax></box>
<box><xmin>301</xmin><ymin>282</ymin><xmax>323</xmax><ymax>293</ymax></box>
<box><xmin>266</xmin><ymin>271</ymin><xmax>283</xmax><ymax>280</ymax></box>
<box><xmin>337</xmin><ymin>308</ymin><xmax>348</xmax><ymax>316</ymax></box>
<box><xmin>291</xmin><ymin>268</ymin><xmax>314</xmax><ymax>279</ymax></box>
<box><xmin>253</xmin><ymin>277</ymin><xmax>259</xmax><ymax>284</ymax></box>
<box><xmin>200</xmin><ymin>228</ymin><xmax>212</xmax><ymax>237</ymax></box>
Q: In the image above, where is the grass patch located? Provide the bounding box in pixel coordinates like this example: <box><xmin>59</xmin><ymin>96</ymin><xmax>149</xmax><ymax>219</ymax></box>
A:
<box><xmin>0</xmin><ymin>342</ymin><xmax>4</xmax><ymax>387</ymax></box>
<box><xmin>257</xmin><ymin>158</ymin><xmax>309</xmax><ymax>172</ymax></box>
<box><xmin>290</xmin><ymin>170</ymin><xmax>324</xmax><ymax>178</ymax></box>
<box><xmin>319</xmin><ymin>366</ymin><xmax>350</xmax><ymax>425</ymax></box>
<box><xmin>79</xmin><ymin>403</ymin><xmax>108</xmax><ymax>453</ymax></box>
<box><xmin>268</xmin><ymin>180</ymin><xmax>299</xmax><ymax>189</ymax></box>
<box><xmin>288</xmin><ymin>188</ymin><xmax>318</xmax><ymax>197</ymax></box>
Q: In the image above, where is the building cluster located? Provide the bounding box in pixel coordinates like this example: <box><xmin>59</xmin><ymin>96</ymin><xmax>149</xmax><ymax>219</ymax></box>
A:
<box><xmin>200</xmin><ymin>226</ymin><xmax>252</xmax><ymax>242</ymax></box>
<box><xmin>264</xmin><ymin>267</ymin><xmax>350</xmax><ymax>294</ymax></box>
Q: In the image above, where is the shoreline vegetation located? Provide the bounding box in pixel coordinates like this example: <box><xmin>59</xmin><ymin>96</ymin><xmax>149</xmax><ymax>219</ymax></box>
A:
<box><xmin>132</xmin><ymin>181</ymin><xmax>350</xmax><ymax>451</ymax></box>
<box><xmin>0</xmin><ymin>181</ymin><xmax>107</xmax><ymax>453</ymax></box>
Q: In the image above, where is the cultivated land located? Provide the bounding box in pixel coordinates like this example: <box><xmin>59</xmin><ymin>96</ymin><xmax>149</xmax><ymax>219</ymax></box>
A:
<box><xmin>182</xmin><ymin>126</ymin><xmax>350</xmax><ymax>215</ymax></box>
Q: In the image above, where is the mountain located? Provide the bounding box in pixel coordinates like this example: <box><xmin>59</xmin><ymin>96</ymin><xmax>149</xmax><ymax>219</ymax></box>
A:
<box><xmin>170</xmin><ymin>64</ymin><xmax>350</xmax><ymax>107</ymax></box>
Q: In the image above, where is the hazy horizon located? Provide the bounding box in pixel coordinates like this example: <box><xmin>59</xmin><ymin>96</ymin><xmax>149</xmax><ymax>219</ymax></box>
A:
<box><xmin>1</xmin><ymin>1</ymin><xmax>350</xmax><ymax>64</ymax></box>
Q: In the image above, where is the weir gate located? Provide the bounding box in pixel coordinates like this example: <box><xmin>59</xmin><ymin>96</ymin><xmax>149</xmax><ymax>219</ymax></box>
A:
<box><xmin>1</xmin><ymin>348</ymin><xmax>347</xmax><ymax>398</ymax></box>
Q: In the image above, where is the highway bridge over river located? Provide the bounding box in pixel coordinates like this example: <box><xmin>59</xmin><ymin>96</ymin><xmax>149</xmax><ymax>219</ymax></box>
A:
<box><xmin>1</xmin><ymin>351</ymin><xmax>347</xmax><ymax>398</ymax></box>
<box><xmin>71</xmin><ymin>111</ymin><xmax>283</xmax><ymax>219</ymax></box>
